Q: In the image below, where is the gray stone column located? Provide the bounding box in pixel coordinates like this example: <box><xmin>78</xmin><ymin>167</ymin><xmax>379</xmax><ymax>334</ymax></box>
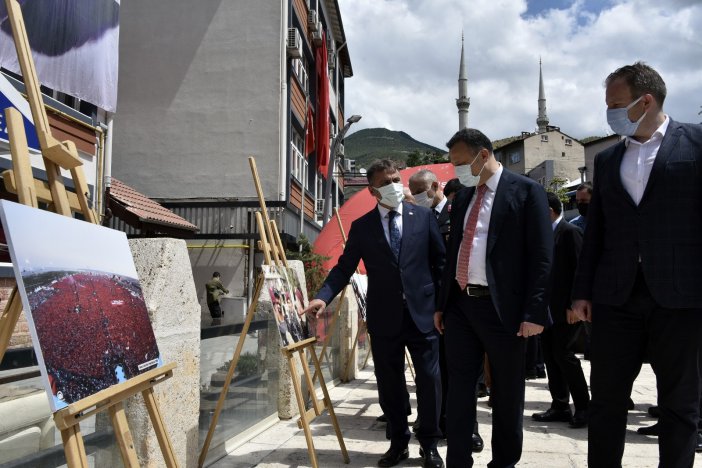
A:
<box><xmin>96</xmin><ymin>238</ymin><xmax>201</xmax><ymax>467</ymax></box>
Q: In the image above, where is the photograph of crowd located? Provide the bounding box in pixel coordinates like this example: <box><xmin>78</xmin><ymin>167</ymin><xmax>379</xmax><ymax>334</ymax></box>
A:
<box><xmin>0</xmin><ymin>201</ymin><xmax>162</xmax><ymax>412</ymax></box>
<box><xmin>262</xmin><ymin>265</ymin><xmax>309</xmax><ymax>347</ymax></box>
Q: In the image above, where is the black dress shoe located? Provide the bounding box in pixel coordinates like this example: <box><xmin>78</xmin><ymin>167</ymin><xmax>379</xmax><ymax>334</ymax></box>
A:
<box><xmin>476</xmin><ymin>383</ymin><xmax>489</xmax><ymax>398</ymax></box>
<box><xmin>536</xmin><ymin>368</ymin><xmax>547</xmax><ymax>379</ymax></box>
<box><xmin>648</xmin><ymin>406</ymin><xmax>660</xmax><ymax>418</ymax></box>
<box><xmin>378</xmin><ymin>446</ymin><xmax>409</xmax><ymax>467</ymax></box>
<box><xmin>472</xmin><ymin>433</ymin><xmax>484</xmax><ymax>452</ymax></box>
<box><xmin>419</xmin><ymin>447</ymin><xmax>444</xmax><ymax>468</ymax></box>
<box><xmin>569</xmin><ymin>409</ymin><xmax>588</xmax><ymax>428</ymax></box>
<box><xmin>532</xmin><ymin>408</ymin><xmax>572</xmax><ymax>422</ymax></box>
<box><xmin>696</xmin><ymin>432</ymin><xmax>702</xmax><ymax>453</ymax></box>
<box><xmin>376</xmin><ymin>414</ymin><xmax>388</xmax><ymax>423</ymax></box>
<box><xmin>637</xmin><ymin>422</ymin><xmax>660</xmax><ymax>436</ymax></box>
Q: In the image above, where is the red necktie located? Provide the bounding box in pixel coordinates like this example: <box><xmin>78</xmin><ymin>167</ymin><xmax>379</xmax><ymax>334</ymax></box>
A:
<box><xmin>455</xmin><ymin>184</ymin><xmax>488</xmax><ymax>290</ymax></box>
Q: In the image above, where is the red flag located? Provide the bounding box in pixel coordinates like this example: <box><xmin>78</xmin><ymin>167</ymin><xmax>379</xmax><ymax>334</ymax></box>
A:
<box><xmin>315</xmin><ymin>31</ymin><xmax>330</xmax><ymax>178</ymax></box>
<box><xmin>305</xmin><ymin>106</ymin><xmax>315</xmax><ymax>156</ymax></box>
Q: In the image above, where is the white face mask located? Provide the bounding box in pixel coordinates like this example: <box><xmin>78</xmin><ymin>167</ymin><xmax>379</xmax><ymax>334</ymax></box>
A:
<box><xmin>454</xmin><ymin>154</ymin><xmax>486</xmax><ymax>187</ymax></box>
<box><xmin>413</xmin><ymin>190</ymin><xmax>434</xmax><ymax>208</ymax></box>
<box><xmin>607</xmin><ymin>95</ymin><xmax>646</xmax><ymax>136</ymax></box>
<box><xmin>375</xmin><ymin>182</ymin><xmax>405</xmax><ymax>208</ymax></box>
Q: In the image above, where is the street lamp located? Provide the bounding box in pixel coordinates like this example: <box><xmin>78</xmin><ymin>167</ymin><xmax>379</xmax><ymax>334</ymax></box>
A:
<box><xmin>322</xmin><ymin>114</ymin><xmax>362</xmax><ymax>225</ymax></box>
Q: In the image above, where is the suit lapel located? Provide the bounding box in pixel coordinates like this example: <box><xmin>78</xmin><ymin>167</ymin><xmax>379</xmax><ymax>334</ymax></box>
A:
<box><xmin>611</xmin><ymin>142</ymin><xmax>637</xmax><ymax>208</ymax></box>
<box><xmin>400</xmin><ymin>202</ymin><xmax>416</xmax><ymax>263</ymax></box>
<box><xmin>487</xmin><ymin>172</ymin><xmax>517</xmax><ymax>256</ymax></box>
<box><xmin>640</xmin><ymin>119</ymin><xmax>682</xmax><ymax>204</ymax></box>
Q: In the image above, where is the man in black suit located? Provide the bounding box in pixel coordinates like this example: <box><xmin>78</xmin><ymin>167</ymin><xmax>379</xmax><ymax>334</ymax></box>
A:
<box><xmin>572</xmin><ymin>61</ymin><xmax>702</xmax><ymax>467</ymax></box>
<box><xmin>435</xmin><ymin>128</ymin><xmax>553</xmax><ymax>467</ymax></box>
<box><xmin>409</xmin><ymin>170</ymin><xmax>484</xmax><ymax>452</ymax></box>
<box><xmin>532</xmin><ymin>192</ymin><xmax>589</xmax><ymax>428</ymax></box>
<box><xmin>305</xmin><ymin>159</ymin><xmax>446</xmax><ymax>468</ymax></box>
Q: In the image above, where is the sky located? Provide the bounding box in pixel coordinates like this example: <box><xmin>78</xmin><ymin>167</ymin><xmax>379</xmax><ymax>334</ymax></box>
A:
<box><xmin>0</xmin><ymin>200</ymin><xmax>138</xmax><ymax>279</ymax></box>
<box><xmin>337</xmin><ymin>0</ymin><xmax>702</xmax><ymax>149</ymax></box>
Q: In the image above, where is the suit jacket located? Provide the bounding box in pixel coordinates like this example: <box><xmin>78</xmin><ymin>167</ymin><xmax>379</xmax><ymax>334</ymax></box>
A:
<box><xmin>572</xmin><ymin>119</ymin><xmax>702</xmax><ymax>309</ymax></box>
<box><xmin>316</xmin><ymin>201</ymin><xmax>446</xmax><ymax>337</ymax></box>
<box><xmin>436</xmin><ymin>200</ymin><xmax>451</xmax><ymax>245</ymax></box>
<box><xmin>437</xmin><ymin>168</ymin><xmax>553</xmax><ymax>332</ymax></box>
<box><xmin>549</xmin><ymin>219</ymin><xmax>583</xmax><ymax>323</ymax></box>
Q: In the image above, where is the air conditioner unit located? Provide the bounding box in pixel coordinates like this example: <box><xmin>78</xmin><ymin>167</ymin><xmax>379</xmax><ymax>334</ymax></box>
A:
<box><xmin>308</xmin><ymin>11</ymin><xmax>319</xmax><ymax>31</ymax></box>
<box><xmin>328</xmin><ymin>52</ymin><xmax>336</xmax><ymax>70</ymax></box>
<box><xmin>312</xmin><ymin>28</ymin><xmax>323</xmax><ymax>46</ymax></box>
<box><xmin>286</xmin><ymin>28</ymin><xmax>302</xmax><ymax>58</ymax></box>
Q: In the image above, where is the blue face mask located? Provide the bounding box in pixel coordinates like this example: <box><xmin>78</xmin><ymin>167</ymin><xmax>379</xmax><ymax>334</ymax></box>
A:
<box><xmin>606</xmin><ymin>95</ymin><xmax>646</xmax><ymax>136</ymax></box>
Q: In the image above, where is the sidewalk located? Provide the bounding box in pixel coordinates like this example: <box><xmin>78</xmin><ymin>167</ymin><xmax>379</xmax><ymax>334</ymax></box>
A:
<box><xmin>212</xmin><ymin>358</ymin><xmax>673</xmax><ymax>467</ymax></box>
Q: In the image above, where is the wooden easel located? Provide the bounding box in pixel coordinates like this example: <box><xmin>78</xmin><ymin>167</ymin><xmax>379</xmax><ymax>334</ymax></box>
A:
<box><xmin>198</xmin><ymin>158</ymin><xmax>348</xmax><ymax>468</ymax></box>
<box><xmin>0</xmin><ymin>1</ymin><xmax>178</xmax><ymax>466</ymax></box>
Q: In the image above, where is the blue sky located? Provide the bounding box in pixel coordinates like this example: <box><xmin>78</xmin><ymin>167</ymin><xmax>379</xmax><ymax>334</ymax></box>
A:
<box><xmin>339</xmin><ymin>0</ymin><xmax>702</xmax><ymax>149</ymax></box>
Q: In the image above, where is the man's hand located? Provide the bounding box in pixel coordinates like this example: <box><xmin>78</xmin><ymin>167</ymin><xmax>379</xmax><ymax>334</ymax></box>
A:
<box><xmin>517</xmin><ymin>321</ymin><xmax>544</xmax><ymax>338</ymax></box>
<box><xmin>571</xmin><ymin>299</ymin><xmax>592</xmax><ymax>322</ymax></box>
<box><xmin>566</xmin><ymin>308</ymin><xmax>581</xmax><ymax>324</ymax></box>
<box><xmin>434</xmin><ymin>311</ymin><xmax>444</xmax><ymax>334</ymax></box>
<box><xmin>303</xmin><ymin>299</ymin><xmax>327</xmax><ymax>318</ymax></box>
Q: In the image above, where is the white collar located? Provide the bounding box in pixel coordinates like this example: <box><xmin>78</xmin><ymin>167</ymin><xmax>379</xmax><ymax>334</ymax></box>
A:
<box><xmin>377</xmin><ymin>201</ymin><xmax>403</xmax><ymax>218</ymax></box>
<box><xmin>625</xmin><ymin>115</ymin><xmax>670</xmax><ymax>147</ymax></box>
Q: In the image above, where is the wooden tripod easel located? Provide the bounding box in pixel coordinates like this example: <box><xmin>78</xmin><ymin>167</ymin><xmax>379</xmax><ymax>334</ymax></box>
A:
<box><xmin>0</xmin><ymin>1</ymin><xmax>179</xmax><ymax>466</ymax></box>
<box><xmin>198</xmin><ymin>158</ymin><xmax>348</xmax><ymax>467</ymax></box>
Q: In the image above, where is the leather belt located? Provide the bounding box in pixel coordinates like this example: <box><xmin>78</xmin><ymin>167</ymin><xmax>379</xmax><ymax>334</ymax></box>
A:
<box><xmin>464</xmin><ymin>284</ymin><xmax>490</xmax><ymax>297</ymax></box>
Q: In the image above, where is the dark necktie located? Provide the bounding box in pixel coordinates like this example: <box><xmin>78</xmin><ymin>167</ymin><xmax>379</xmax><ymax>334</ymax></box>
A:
<box><xmin>388</xmin><ymin>210</ymin><xmax>401</xmax><ymax>260</ymax></box>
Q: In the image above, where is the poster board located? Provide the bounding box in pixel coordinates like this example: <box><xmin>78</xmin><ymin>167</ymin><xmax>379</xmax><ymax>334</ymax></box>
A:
<box><xmin>262</xmin><ymin>264</ymin><xmax>310</xmax><ymax>346</ymax></box>
<box><xmin>0</xmin><ymin>200</ymin><xmax>162</xmax><ymax>412</ymax></box>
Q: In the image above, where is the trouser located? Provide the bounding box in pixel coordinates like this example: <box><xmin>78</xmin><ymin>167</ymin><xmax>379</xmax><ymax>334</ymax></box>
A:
<box><xmin>588</xmin><ymin>269</ymin><xmax>702</xmax><ymax>468</ymax></box>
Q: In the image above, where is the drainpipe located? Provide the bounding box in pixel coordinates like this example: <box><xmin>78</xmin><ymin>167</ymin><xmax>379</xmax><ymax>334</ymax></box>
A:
<box><xmin>278</xmin><ymin>0</ymin><xmax>289</xmax><ymax>204</ymax></box>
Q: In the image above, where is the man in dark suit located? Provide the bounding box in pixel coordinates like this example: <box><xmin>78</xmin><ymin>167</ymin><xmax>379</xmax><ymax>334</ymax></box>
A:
<box><xmin>409</xmin><ymin>170</ymin><xmax>484</xmax><ymax>452</ymax></box>
<box><xmin>571</xmin><ymin>61</ymin><xmax>702</xmax><ymax>467</ymax></box>
<box><xmin>435</xmin><ymin>128</ymin><xmax>553</xmax><ymax>467</ymax></box>
<box><xmin>532</xmin><ymin>192</ymin><xmax>589</xmax><ymax>428</ymax></box>
<box><xmin>305</xmin><ymin>159</ymin><xmax>446</xmax><ymax>468</ymax></box>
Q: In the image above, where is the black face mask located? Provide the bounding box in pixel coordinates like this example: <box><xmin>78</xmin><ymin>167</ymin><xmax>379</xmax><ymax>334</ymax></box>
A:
<box><xmin>577</xmin><ymin>202</ymin><xmax>589</xmax><ymax>217</ymax></box>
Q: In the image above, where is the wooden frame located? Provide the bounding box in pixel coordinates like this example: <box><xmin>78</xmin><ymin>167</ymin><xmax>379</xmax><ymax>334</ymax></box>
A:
<box><xmin>198</xmin><ymin>157</ymin><xmax>349</xmax><ymax>467</ymax></box>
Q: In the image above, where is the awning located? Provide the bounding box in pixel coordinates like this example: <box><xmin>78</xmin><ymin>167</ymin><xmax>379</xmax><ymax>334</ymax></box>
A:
<box><xmin>107</xmin><ymin>178</ymin><xmax>199</xmax><ymax>238</ymax></box>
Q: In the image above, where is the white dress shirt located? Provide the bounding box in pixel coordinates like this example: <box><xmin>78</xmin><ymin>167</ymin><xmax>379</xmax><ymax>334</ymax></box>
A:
<box><xmin>377</xmin><ymin>202</ymin><xmax>403</xmax><ymax>246</ymax></box>
<box><xmin>433</xmin><ymin>197</ymin><xmax>447</xmax><ymax>218</ymax></box>
<box><xmin>552</xmin><ymin>214</ymin><xmax>563</xmax><ymax>231</ymax></box>
<box><xmin>459</xmin><ymin>164</ymin><xmax>503</xmax><ymax>286</ymax></box>
<box><xmin>620</xmin><ymin>116</ymin><xmax>669</xmax><ymax>205</ymax></box>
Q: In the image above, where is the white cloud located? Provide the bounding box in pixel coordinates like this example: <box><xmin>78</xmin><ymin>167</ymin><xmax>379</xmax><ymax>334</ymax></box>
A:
<box><xmin>338</xmin><ymin>0</ymin><xmax>702</xmax><ymax>148</ymax></box>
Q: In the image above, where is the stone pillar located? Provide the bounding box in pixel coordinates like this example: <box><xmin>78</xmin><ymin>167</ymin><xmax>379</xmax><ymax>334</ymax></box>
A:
<box><xmin>98</xmin><ymin>238</ymin><xmax>200</xmax><ymax>467</ymax></box>
<box><xmin>337</xmin><ymin>290</ymin><xmax>359</xmax><ymax>382</ymax></box>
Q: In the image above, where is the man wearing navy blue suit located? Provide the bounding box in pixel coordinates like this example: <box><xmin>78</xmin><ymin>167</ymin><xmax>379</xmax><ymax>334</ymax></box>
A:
<box><xmin>572</xmin><ymin>61</ymin><xmax>702</xmax><ymax>467</ymax></box>
<box><xmin>435</xmin><ymin>128</ymin><xmax>553</xmax><ymax>467</ymax></box>
<box><xmin>305</xmin><ymin>159</ymin><xmax>446</xmax><ymax>468</ymax></box>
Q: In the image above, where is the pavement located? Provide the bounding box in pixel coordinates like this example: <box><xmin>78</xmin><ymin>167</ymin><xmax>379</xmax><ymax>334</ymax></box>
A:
<box><xmin>211</xmin><ymin>357</ymin><xmax>686</xmax><ymax>467</ymax></box>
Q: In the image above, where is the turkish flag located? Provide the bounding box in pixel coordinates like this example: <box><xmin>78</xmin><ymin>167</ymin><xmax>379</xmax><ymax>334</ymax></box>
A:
<box><xmin>305</xmin><ymin>106</ymin><xmax>315</xmax><ymax>156</ymax></box>
<box><xmin>315</xmin><ymin>31</ymin><xmax>330</xmax><ymax>178</ymax></box>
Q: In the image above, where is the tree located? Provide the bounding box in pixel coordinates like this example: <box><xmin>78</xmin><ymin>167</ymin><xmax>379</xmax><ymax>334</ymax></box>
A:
<box><xmin>405</xmin><ymin>150</ymin><xmax>447</xmax><ymax>167</ymax></box>
<box><xmin>548</xmin><ymin>176</ymin><xmax>569</xmax><ymax>204</ymax></box>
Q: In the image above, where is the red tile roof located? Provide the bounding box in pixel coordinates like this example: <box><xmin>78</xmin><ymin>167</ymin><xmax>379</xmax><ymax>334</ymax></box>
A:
<box><xmin>109</xmin><ymin>178</ymin><xmax>198</xmax><ymax>233</ymax></box>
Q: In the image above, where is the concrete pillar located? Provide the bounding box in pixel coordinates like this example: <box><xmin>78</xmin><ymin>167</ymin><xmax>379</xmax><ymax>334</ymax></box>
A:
<box><xmin>97</xmin><ymin>238</ymin><xmax>201</xmax><ymax>467</ymax></box>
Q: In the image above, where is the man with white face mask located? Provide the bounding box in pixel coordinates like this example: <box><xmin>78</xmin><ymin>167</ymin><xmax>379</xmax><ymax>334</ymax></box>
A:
<box><xmin>571</xmin><ymin>61</ymin><xmax>702</xmax><ymax>467</ymax></box>
<box><xmin>305</xmin><ymin>159</ymin><xmax>446</xmax><ymax>468</ymax></box>
<box><xmin>435</xmin><ymin>128</ymin><xmax>553</xmax><ymax>467</ymax></box>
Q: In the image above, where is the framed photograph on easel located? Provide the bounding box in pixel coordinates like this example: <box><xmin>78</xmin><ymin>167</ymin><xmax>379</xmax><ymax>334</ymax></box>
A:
<box><xmin>0</xmin><ymin>200</ymin><xmax>163</xmax><ymax>412</ymax></box>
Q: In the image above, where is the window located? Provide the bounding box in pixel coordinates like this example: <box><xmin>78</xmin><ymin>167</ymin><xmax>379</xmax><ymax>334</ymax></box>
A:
<box><xmin>509</xmin><ymin>152</ymin><xmax>521</xmax><ymax>165</ymax></box>
<box><xmin>290</xmin><ymin>132</ymin><xmax>308</xmax><ymax>189</ymax></box>
<box><xmin>565</xmin><ymin>138</ymin><xmax>573</xmax><ymax>146</ymax></box>
<box><xmin>315</xmin><ymin>174</ymin><xmax>324</xmax><ymax>224</ymax></box>
<box><xmin>541</xmin><ymin>134</ymin><xmax>549</xmax><ymax>142</ymax></box>
<box><xmin>562</xmin><ymin>152</ymin><xmax>566</xmax><ymax>157</ymax></box>
<box><xmin>292</xmin><ymin>57</ymin><xmax>309</xmax><ymax>94</ymax></box>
